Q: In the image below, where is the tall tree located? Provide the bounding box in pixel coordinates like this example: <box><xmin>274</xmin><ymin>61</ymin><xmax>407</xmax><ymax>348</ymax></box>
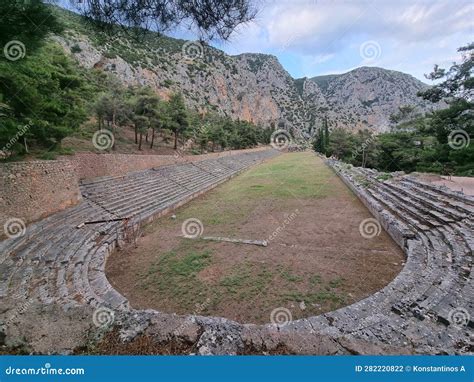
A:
<box><xmin>314</xmin><ymin>127</ymin><xmax>325</xmax><ymax>154</ymax></box>
<box><xmin>133</xmin><ymin>90</ymin><xmax>161</xmax><ymax>150</ymax></box>
<box><xmin>0</xmin><ymin>44</ymin><xmax>92</xmax><ymax>156</ymax></box>
<box><xmin>168</xmin><ymin>93</ymin><xmax>189</xmax><ymax>150</ymax></box>
<box><xmin>324</xmin><ymin>118</ymin><xmax>330</xmax><ymax>156</ymax></box>
<box><xmin>327</xmin><ymin>127</ymin><xmax>353</xmax><ymax>160</ymax></box>
<box><xmin>419</xmin><ymin>42</ymin><xmax>474</xmax><ymax>103</ymax></box>
<box><xmin>149</xmin><ymin>101</ymin><xmax>170</xmax><ymax>149</ymax></box>
<box><xmin>418</xmin><ymin>42</ymin><xmax>473</xmax><ymax>152</ymax></box>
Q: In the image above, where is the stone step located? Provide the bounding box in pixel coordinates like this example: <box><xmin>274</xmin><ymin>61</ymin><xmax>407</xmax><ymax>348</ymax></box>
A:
<box><xmin>413</xmin><ymin>234</ymin><xmax>468</xmax><ymax>317</ymax></box>
<box><xmin>382</xmin><ymin>181</ymin><xmax>468</xmax><ymax>222</ymax></box>
<box><xmin>36</xmin><ymin>230</ymin><xmax>100</xmax><ymax>303</ymax></box>
<box><xmin>169</xmin><ymin>172</ymin><xmax>224</xmax><ymax>192</ymax></box>
<box><xmin>365</xmin><ymin>187</ymin><xmax>432</xmax><ymax>231</ymax></box>
<box><xmin>374</xmin><ymin>182</ymin><xmax>457</xmax><ymax>225</ymax></box>
<box><xmin>83</xmin><ymin>160</ymin><xmax>232</xmax><ymax>208</ymax></box>
<box><xmin>0</xmin><ymin>202</ymin><xmax>96</xmax><ymax>261</ymax></box>
<box><xmin>96</xmin><ymin>179</ymin><xmax>181</xmax><ymax>211</ymax></box>
<box><xmin>399</xmin><ymin>181</ymin><xmax>474</xmax><ymax>217</ymax></box>
<box><xmin>25</xmin><ymin>208</ymin><xmax>111</xmax><ymax>263</ymax></box>
<box><xmin>162</xmin><ymin>166</ymin><xmax>217</xmax><ymax>183</ymax></box>
<box><xmin>333</xmin><ymin>163</ymin><xmax>473</xmax><ymax>330</ymax></box>
<box><xmin>114</xmin><ymin>188</ymin><xmax>191</xmax><ymax>218</ymax></box>
<box><xmin>390</xmin><ymin>232</ymin><xmax>450</xmax><ymax>319</ymax></box>
<box><xmin>451</xmin><ymin>223</ymin><xmax>474</xmax><ymax>253</ymax></box>
<box><xmin>403</xmin><ymin>177</ymin><xmax>474</xmax><ymax>207</ymax></box>
<box><xmin>191</xmin><ymin>160</ymin><xmax>236</xmax><ymax>176</ymax></box>
<box><xmin>81</xmin><ymin>171</ymin><xmax>164</xmax><ymax>199</ymax></box>
<box><xmin>81</xmin><ymin>169</ymin><xmax>155</xmax><ymax>192</ymax></box>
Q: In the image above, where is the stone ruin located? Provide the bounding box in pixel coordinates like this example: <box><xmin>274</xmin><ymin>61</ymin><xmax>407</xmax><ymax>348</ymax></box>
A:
<box><xmin>0</xmin><ymin>151</ymin><xmax>472</xmax><ymax>354</ymax></box>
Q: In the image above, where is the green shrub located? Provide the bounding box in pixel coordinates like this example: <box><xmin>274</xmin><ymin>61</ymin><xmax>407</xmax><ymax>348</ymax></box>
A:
<box><xmin>71</xmin><ymin>44</ymin><xmax>82</xmax><ymax>53</ymax></box>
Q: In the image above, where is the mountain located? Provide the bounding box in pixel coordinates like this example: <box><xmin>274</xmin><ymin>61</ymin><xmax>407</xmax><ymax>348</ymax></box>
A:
<box><xmin>308</xmin><ymin>67</ymin><xmax>438</xmax><ymax>131</ymax></box>
<box><xmin>54</xmin><ymin>7</ymin><xmax>438</xmax><ymax>134</ymax></box>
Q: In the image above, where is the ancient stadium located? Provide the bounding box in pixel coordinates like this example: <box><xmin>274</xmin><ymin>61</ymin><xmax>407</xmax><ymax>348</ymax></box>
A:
<box><xmin>1</xmin><ymin>2</ymin><xmax>473</xmax><ymax>359</ymax></box>
<box><xmin>1</xmin><ymin>148</ymin><xmax>472</xmax><ymax>355</ymax></box>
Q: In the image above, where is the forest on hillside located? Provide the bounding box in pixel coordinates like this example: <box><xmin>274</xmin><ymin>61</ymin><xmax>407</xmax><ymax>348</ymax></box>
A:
<box><xmin>0</xmin><ymin>1</ymin><xmax>270</xmax><ymax>160</ymax></box>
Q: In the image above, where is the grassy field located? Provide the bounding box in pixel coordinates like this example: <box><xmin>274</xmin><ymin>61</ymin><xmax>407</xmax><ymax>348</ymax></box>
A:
<box><xmin>107</xmin><ymin>152</ymin><xmax>404</xmax><ymax>324</ymax></box>
<box><xmin>175</xmin><ymin>152</ymin><xmax>338</xmax><ymax>231</ymax></box>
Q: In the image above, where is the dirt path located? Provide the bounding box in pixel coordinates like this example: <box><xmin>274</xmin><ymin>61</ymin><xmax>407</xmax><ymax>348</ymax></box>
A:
<box><xmin>106</xmin><ymin>152</ymin><xmax>404</xmax><ymax>324</ymax></box>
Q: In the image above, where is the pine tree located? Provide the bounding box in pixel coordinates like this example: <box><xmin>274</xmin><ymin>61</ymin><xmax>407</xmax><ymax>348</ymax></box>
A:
<box><xmin>319</xmin><ymin>127</ymin><xmax>325</xmax><ymax>154</ymax></box>
<box><xmin>168</xmin><ymin>93</ymin><xmax>189</xmax><ymax>150</ymax></box>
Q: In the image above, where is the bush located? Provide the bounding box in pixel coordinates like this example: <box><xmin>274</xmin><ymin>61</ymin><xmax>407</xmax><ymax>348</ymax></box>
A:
<box><xmin>71</xmin><ymin>44</ymin><xmax>82</xmax><ymax>53</ymax></box>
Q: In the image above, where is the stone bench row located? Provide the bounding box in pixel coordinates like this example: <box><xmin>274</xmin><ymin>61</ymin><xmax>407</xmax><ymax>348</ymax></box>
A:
<box><xmin>320</xmin><ymin>160</ymin><xmax>472</xmax><ymax>353</ymax></box>
<box><xmin>0</xmin><ymin>149</ymin><xmax>279</xmax><ymax>316</ymax></box>
<box><xmin>2</xmin><ymin>152</ymin><xmax>471</xmax><ymax>355</ymax></box>
<box><xmin>80</xmin><ymin>151</ymin><xmax>277</xmax><ymax>221</ymax></box>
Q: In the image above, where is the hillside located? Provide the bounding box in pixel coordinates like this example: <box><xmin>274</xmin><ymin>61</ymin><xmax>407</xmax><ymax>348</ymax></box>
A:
<box><xmin>53</xmin><ymin>7</ymin><xmax>438</xmax><ymax>134</ymax></box>
<box><xmin>308</xmin><ymin>67</ymin><xmax>437</xmax><ymax>131</ymax></box>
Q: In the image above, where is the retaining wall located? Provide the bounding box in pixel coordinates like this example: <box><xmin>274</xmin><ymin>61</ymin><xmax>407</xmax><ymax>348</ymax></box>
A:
<box><xmin>0</xmin><ymin>147</ymin><xmax>270</xmax><ymax>226</ymax></box>
<box><xmin>73</xmin><ymin>147</ymin><xmax>268</xmax><ymax>180</ymax></box>
<box><xmin>0</xmin><ymin>160</ymin><xmax>82</xmax><ymax>228</ymax></box>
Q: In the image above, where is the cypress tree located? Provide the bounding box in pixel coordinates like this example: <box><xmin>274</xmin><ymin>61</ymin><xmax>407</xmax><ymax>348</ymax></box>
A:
<box><xmin>319</xmin><ymin>127</ymin><xmax>325</xmax><ymax>154</ymax></box>
<box><xmin>324</xmin><ymin>118</ymin><xmax>330</xmax><ymax>155</ymax></box>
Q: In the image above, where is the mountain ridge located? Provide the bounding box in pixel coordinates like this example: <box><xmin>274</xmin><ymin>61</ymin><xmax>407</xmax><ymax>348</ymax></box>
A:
<box><xmin>308</xmin><ymin>66</ymin><xmax>430</xmax><ymax>86</ymax></box>
<box><xmin>55</xmin><ymin>6</ymin><xmax>439</xmax><ymax>134</ymax></box>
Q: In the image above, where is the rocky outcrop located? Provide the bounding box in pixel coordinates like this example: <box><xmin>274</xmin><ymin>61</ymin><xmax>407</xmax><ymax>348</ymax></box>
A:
<box><xmin>55</xmin><ymin>8</ymin><xmax>439</xmax><ymax>134</ymax></box>
<box><xmin>310</xmin><ymin>67</ymin><xmax>437</xmax><ymax>131</ymax></box>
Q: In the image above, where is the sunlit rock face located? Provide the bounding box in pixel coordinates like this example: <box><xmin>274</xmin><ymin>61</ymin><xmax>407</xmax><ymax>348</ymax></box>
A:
<box><xmin>56</xmin><ymin>10</ymin><xmax>440</xmax><ymax>134</ymax></box>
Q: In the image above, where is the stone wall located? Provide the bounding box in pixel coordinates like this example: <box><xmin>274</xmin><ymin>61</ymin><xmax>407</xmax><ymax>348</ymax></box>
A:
<box><xmin>0</xmin><ymin>147</ymin><xmax>271</xmax><ymax>227</ymax></box>
<box><xmin>0</xmin><ymin>160</ymin><xmax>82</xmax><ymax>228</ymax></box>
<box><xmin>73</xmin><ymin>147</ymin><xmax>268</xmax><ymax>180</ymax></box>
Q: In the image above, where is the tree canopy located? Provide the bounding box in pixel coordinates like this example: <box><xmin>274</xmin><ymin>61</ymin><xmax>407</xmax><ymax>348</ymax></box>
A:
<box><xmin>74</xmin><ymin>0</ymin><xmax>257</xmax><ymax>40</ymax></box>
<box><xmin>0</xmin><ymin>1</ymin><xmax>266</xmax><ymax>159</ymax></box>
<box><xmin>0</xmin><ymin>0</ymin><xmax>63</xmax><ymax>55</ymax></box>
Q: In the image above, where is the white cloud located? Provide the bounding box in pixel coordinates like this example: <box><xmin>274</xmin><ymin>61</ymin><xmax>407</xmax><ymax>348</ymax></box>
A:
<box><xmin>216</xmin><ymin>0</ymin><xmax>473</xmax><ymax>80</ymax></box>
<box><xmin>262</xmin><ymin>0</ymin><xmax>473</xmax><ymax>53</ymax></box>
<box><xmin>311</xmin><ymin>53</ymin><xmax>335</xmax><ymax>64</ymax></box>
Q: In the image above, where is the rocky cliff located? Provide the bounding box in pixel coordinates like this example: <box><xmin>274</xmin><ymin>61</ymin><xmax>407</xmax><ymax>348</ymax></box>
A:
<box><xmin>55</xmin><ymin>7</ymin><xmax>437</xmax><ymax>134</ymax></box>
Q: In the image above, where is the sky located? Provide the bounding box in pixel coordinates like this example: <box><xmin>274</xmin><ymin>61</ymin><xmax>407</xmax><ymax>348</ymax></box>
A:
<box><xmin>62</xmin><ymin>0</ymin><xmax>473</xmax><ymax>83</ymax></box>
<box><xmin>174</xmin><ymin>0</ymin><xmax>474</xmax><ymax>82</ymax></box>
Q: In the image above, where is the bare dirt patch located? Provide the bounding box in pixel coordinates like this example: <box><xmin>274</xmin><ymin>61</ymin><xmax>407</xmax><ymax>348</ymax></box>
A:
<box><xmin>416</xmin><ymin>174</ymin><xmax>474</xmax><ymax>196</ymax></box>
<box><xmin>62</xmin><ymin>124</ymin><xmax>183</xmax><ymax>155</ymax></box>
<box><xmin>106</xmin><ymin>153</ymin><xmax>405</xmax><ymax>324</ymax></box>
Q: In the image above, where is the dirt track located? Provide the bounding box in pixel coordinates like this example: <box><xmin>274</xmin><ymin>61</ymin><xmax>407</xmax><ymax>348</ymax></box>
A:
<box><xmin>106</xmin><ymin>153</ymin><xmax>404</xmax><ymax>324</ymax></box>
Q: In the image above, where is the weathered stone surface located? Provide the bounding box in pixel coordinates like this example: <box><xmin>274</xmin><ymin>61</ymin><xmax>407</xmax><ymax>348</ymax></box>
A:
<box><xmin>196</xmin><ymin>319</ymin><xmax>244</xmax><ymax>355</ymax></box>
<box><xmin>0</xmin><ymin>160</ymin><xmax>82</xmax><ymax>229</ymax></box>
